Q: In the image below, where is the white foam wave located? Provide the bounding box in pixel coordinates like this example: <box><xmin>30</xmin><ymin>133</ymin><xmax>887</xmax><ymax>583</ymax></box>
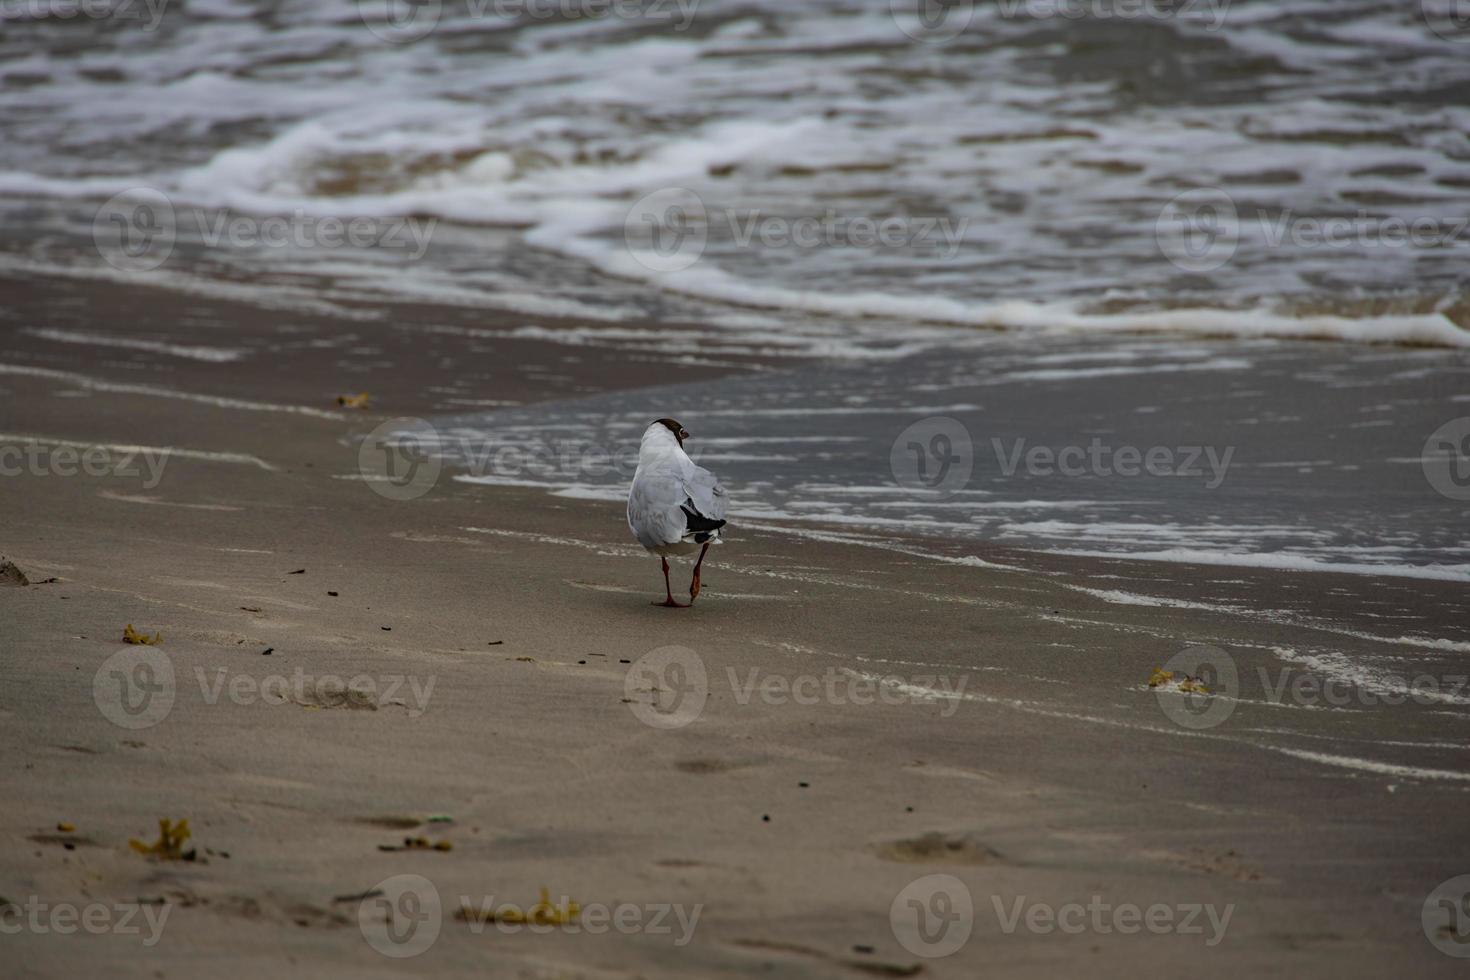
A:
<box><xmin>24</xmin><ymin>328</ymin><xmax>249</xmax><ymax>363</ymax></box>
<box><xmin>1043</xmin><ymin>546</ymin><xmax>1470</xmax><ymax>583</ymax></box>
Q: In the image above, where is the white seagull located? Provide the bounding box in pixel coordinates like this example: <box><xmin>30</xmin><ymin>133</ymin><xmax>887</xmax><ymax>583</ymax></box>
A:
<box><xmin>627</xmin><ymin>417</ymin><xmax>728</xmax><ymax>607</ymax></box>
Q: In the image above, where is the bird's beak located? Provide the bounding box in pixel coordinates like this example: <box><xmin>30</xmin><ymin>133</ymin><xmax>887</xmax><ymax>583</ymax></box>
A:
<box><xmin>680</xmin><ymin>429</ymin><xmax>690</xmax><ymax>440</ymax></box>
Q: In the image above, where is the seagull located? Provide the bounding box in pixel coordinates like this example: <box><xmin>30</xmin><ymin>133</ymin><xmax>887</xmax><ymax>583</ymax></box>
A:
<box><xmin>627</xmin><ymin>417</ymin><xmax>728</xmax><ymax>607</ymax></box>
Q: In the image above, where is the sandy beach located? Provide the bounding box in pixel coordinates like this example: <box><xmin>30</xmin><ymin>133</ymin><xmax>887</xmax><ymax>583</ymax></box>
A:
<box><xmin>3</xmin><ymin>272</ymin><xmax>1469</xmax><ymax>978</ymax></box>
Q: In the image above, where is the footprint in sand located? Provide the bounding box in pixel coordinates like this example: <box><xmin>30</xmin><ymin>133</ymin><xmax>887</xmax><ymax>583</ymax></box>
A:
<box><xmin>874</xmin><ymin>831</ymin><xmax>1001</xmax><ymax>865</ymax></box>
<box><xmin>674</xmin><ymin>758</ymin><xmax>762</xmax><ymax>775</ymax></box>
<box><xmin>352</xmin><ymin>815</ymin><xmax>424</xmax><ymax>830</ymax></box>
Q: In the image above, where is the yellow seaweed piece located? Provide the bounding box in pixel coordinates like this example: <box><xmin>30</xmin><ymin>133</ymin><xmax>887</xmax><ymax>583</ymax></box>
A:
<box><xmin>336</xmin><ymin>392</ymin><xmax>371</xmax><ymax>409</ymax></box>
<box><xmin>123</xmin><ymin>624</ymin><xmax>162</xmax><ymax>645</ymax></box>
<box><xmin>461</xmin><ymin>888</ymin><xmax>581</xmax><ymax>925</ymax></box>
<box><xmin>1150</xmin><ymin>667</ymin><xmax>1209</xmax><ymax>694</ymax></box>
<box><xmin>129</xmin><ymin>818</ymin><xmax>191</xmax><ymax>859</ymax></box>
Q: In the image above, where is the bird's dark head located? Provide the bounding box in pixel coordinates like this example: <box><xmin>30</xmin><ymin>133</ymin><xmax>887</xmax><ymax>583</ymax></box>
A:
<box><xmin>653</xmin><ymin>417</ymin><xmax>689</xmax><ymax>446</ymax></box>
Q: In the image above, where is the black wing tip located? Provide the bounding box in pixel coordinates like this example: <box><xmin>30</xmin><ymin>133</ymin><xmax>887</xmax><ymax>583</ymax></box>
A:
<box><xmin>681</xmin><ymin>504</ymin><xmax>727</xmax><ymax>534</ymax></box>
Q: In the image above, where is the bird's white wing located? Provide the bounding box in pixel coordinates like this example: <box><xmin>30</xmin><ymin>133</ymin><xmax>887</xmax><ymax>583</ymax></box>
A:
<box><xmin>628</xmin><ymin>471</ymin><xmax>690</xmax><ymax>549</ymax></box>
<box><xmin>682</xmin><ymin>463</ymin><xmax>727</xmax><ymax>523</ymax></box>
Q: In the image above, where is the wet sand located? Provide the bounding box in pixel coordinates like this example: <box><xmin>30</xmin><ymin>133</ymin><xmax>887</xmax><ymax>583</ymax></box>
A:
<box><xmin>2</xmin><ymin>273</ymin><xmax>1469</xmax><ymax>979</ymax></box>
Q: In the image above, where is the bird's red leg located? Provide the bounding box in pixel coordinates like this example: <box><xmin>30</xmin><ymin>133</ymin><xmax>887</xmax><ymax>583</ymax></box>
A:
<box><xmin>689</xmin><ymin>542</ymin><xmax>710</xmax><ymax>602</ymax></box>
<box><xmin>653</xmin><ymin>556</ymin><xmax>688</xmax><ymax>608</ymax></box>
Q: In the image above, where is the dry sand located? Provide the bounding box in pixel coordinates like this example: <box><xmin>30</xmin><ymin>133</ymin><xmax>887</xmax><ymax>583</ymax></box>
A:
<box><xmin>2</xmin><ymin>274</ymin><xmax>1468</xmax><ymax>978</ymax></box>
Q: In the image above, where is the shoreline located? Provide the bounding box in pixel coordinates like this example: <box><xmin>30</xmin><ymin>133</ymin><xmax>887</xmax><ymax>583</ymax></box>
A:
<box><xmin>3</xmin><ymin>272</ymin><xmax>1470</xmax><ymax>977</ymax></box>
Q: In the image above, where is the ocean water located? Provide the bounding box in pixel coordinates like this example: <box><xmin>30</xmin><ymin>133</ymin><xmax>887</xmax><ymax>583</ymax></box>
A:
<box><xmin>2</xmin><ymin>0</ymin><xmax>1467</xmax><ymax>579</ymax></box>
<box><xmin>413</xmin><ymin>334</ymin><xmax>1470</xmax><ymax>580</ymax></box>
<box><xmin>1</xmin><ymin>0</ymin><xmax>1468</xmax><ymax>348</ymax></box>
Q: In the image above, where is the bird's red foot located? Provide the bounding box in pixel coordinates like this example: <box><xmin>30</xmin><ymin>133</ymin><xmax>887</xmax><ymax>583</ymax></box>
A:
<box><xmin>689</xmin><ymin>542</ymin><xmax>709</xmax><ymax>603</ymax></box>
<box><xmin>652</xmin><ymin>598</ymin><xmax>690</xmax><ymax>608</ymax></box>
